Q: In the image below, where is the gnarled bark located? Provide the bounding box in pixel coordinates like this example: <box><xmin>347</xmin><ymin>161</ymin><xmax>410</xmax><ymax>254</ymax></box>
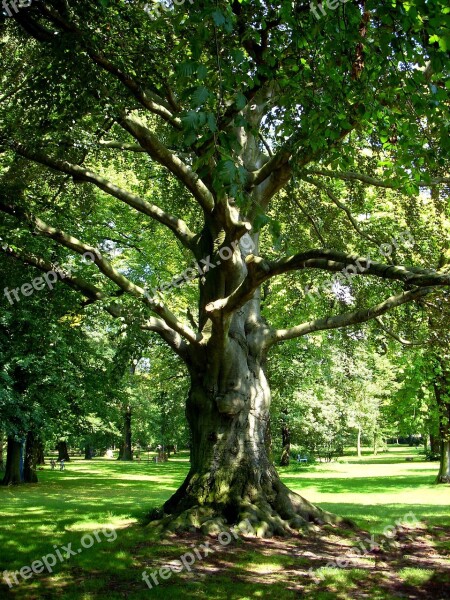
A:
<box><xmin>162</xmin><ymin>323</ymin><xmax>340</xmax><ymax>536</ymax></box>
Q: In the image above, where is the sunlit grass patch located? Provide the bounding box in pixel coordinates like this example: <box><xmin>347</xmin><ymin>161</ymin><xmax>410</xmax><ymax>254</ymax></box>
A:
<box><xmin>241</xmin><ymin>561</ymin><xmax>285</xmax><ymax>574</ymax></box>
<box><xmin>397</xmin><ymin>567</ymin><xmax>434</xmax><ymax>585</ymax></box>
<box><xmin>309</xmin><ymin>567</ymin><xmax>372</xmax><ymax>598</ymax></box>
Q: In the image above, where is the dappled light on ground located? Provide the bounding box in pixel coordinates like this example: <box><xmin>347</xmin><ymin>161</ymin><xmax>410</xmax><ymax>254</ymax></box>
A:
<box><xmin>1</xmin><ymin>450</ymin><xmax>449</xmax><ymax>599</ymax></box>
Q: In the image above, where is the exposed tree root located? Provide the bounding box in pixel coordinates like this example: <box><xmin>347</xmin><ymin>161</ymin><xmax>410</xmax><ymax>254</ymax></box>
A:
<box><xmin>150</xmin><ymin>481</ymin><xmax>354</xmax><ymax>538</ymax></box>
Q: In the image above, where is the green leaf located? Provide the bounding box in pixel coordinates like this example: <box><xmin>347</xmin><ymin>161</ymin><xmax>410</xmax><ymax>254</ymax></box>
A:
<box><xmin>235</xmin><ymin>92</ymin><xmax>247</xmax><ymax>110</ymax></box>
<box><xmin>177</xmin><ymin>62</ymin><xmax>197</xmax><ymax>77</ymax></box>
<box><xmin>211</xmin><ymin>10</ymin><xmax>226</xmax><ymax>27</ymax></box>
<box><xmin>217</xmin><ymin>159</ymin><xmax>236</xmax><ymax>184</ymax></box>
<box><xmin>206</xmin><ymin>112</ymin><xmax>217</xmax><ymax>132</ymax></box>
<box><xmin>197</xmin><ymin>65</ymin><xmax>208</xmax><ymax>81</ymax></box>
<box><xmin>191</xmin><ymin>86</ymin><xmax>209</xmax><ymax>108</ymax></box>
<box><xmin>253</xmin><ymin>213</ymin><xmax>270</xmax><ymax>232</ymax></box>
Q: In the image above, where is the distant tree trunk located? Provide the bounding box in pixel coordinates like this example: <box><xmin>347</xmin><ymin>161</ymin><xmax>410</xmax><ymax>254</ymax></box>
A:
<box><xmin>36</xmin><ymin>438</ymin><xmax>45</xmax><ymax>465</ymax></box>
<box><xmin>23</xmin><ymin>431</ymin><xmax>38</xmax><ymax>483</ymax></box>
<box><xmin>57</xmin><ymin>441</ymin><xmax>70</xmax><ymax>462</ymax></box>
<box><xmin>84</xmin><ymin>444</ymin><xmax>94</xmax><ymax>459</ymax></box>
<box><xmin>0</xmin><ymin>431</ymin><xmax>5</xmax><ymax>471</ymax></box>
<box><xmin>438</xmin><ymin>439</ymin><xmax>450</xmax><ymax>483</ymax></box>
<box><xmin>434</xmin><ymin>380</ymin><xmax>450</xmax><ymax>483</ymax></box>
<box><xmin>373</xmin><ymin>431</ymin><xmax>378</xmax><ymax>456</ymax></box>
<box><xmin>430</xmin><ymin>433</ymin><xmax>440</xmax><ymax>456</ymax></box>
<box><xmin>357</xmin><ymin>427</ymin><xmax>362</xmax><ymax>458</ymax></box>
<box><xmin>280</xmin><ymin>409</ymin><xmax>290</xmax><ymax>466</ymax></box>
<box><xmin>118</xmin><ymin>405</ymin><xmax>133</xmax><ymax>461</ymax></box>
<box><xmin>2</xmin><ymin>437</ymin><xmax>23</xmax><ymax>485</ymax></box>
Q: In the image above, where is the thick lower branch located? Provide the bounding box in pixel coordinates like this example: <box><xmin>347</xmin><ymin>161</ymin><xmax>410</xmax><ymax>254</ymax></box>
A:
<box><xmin>269</xmin><ymin>287</ymin><xmax>434</xmax><ymax>346</ymax></box>
<box><xmin>12</xmin><ymin>143</ymin><xmax>195</xmax><ymax>250</ymax></box>
<box><xmin>0</xmin><ymin>202</ymin><xmax>198</xmax><ymax>344</ymax></box>
<box><xmin>206</xmin><ymin>249</ymin><xmax>450</xmax><ymax>318</ymax></box>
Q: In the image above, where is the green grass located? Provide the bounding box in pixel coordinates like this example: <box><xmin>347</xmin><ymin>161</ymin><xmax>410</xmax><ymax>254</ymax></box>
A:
<box><xmin>0</xmin><ymin>447</ymin><xmax>448</xmax><ymax>599</ymax></box>
<box><xmin>279</xmin><ymin>445</ymin><xmax>449</xmax><ymax>534</ymax></box>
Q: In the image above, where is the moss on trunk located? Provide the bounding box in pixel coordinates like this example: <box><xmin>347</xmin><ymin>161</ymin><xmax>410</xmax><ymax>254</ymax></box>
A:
<box><xmin>161</xmin><ymin>336</ymin><xmax>341</xmax><ymax>536</ymax></box>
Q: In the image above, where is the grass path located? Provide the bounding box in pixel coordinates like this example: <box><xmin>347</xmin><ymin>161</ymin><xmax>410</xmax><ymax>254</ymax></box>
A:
<box><xmin>0</xmin><ymin>447</ymin><xmax>449</xmax><ymax>599</ymax></box>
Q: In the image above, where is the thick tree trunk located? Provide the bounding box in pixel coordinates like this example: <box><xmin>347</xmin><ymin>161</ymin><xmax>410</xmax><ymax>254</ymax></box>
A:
<box><xmin>162</xmin><ymin>339</ymin><xmax>337</xmax><ymax>536</ymax></box>
<box><xmin>118</xmin><ymin>405</ymin><xmax>133</xmax><ymax>461</ymax></box>
<box><xmin>57</xmin><ymin>441</ymin><xmax>70</xmax><ymax>462</ymax></box>
<box><xmin>23</xmin><ymin>431</ymin><xmax>38</xmax><ymax>483</ymax></box>
<box><xmin>2</xmin><ymin>437</ymin><xmax>23</xmax><ymax>485</ymax></box>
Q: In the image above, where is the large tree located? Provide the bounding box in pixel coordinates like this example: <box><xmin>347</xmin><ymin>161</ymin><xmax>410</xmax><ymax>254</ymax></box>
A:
<box><xmin>0</xmin><ymin>1</ymin><xmax>449</xmax><ymax>532</ymax></box>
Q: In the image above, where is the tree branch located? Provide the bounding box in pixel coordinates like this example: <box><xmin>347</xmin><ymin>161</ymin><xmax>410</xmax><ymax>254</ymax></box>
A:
<box><xmin>246</xmin><ymin>150</ymin><xmax>291</xmax><ymax>188</ymax></box>
<box><xmin>0</xmin><ymin>201</ymin><xmax>198</xmax><ymax>345</ymax></box>
<box><xmin>269</xmin><ymin>287</ymin><xmax>435</xmax><ymax>345</ymax></box>
<box><xmin>0</xmin><ymin>242</ymin><xmax>124</xmax><ymax>317</ymax></box>
<box><xmin>21</xmin><ymin>3</ymin><xmax>182</xmax><ymax>129</ymax></box>
<box><xmin>304</xmin><ymin>177</ymin><xmax>382</xmax><ymax>248</ymax></box>
<box><xmin>245</xmin><ymin>112</ymin><xmax>359</xmax><ymax>213</ymax></box>
<box><xmin>12</xmin><ymin>143</ymin><xmax>196</xmax><ymax>250</ymax></box>
<box><xmin>305</xmin><ymin>168</ymin><xmax>450</xmax><ymax>189</ymax></box>
<box><xmin>374</xmin><ymin>317</ymin><xmax>425</xmax><ymax>346</ymax></box>
<box><xmin>98</xmin><ymin>141</ymin><xmax>147</xmax><ymax>152</ymax></box>
<box><xmin>291</xmin><ymin>195</ymin><xmax>326</xmax><ymax>247</ymax></box>
<box><xmin>119</xmin><ymin>115</ymin><xmax>215</xmax><ymax>213</ymax></box>
<box><xmin>1</xmin><ymin>243</ymin><xmax>190</xmax><ymax>356</ymax></box>
<box><xmin>141</xmin><ymin>317</ymin><xmax>189</xmax><ymax>359</ymax></box>
<box><xmin>205</xmin><ymin>249</ymin><xmax>450</xmax><ymax>318</ymax></box>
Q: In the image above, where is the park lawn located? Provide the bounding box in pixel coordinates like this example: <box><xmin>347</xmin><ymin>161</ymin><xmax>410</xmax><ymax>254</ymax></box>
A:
<box><xmin>0</xmin><ymin>447</ymin><xmax>449</xmax><ymax>599</ymax></box>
